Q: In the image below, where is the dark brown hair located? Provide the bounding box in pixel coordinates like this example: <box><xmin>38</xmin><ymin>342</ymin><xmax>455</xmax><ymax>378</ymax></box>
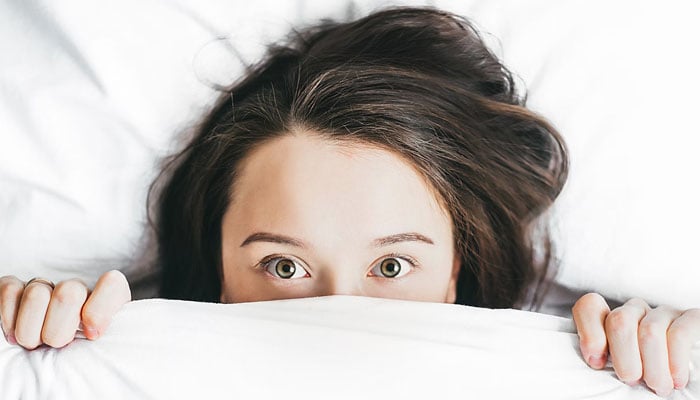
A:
<box><xmin>149</xmin><ymin>6</ymin><xmax>569</xmax><ymax>309</ymax></box>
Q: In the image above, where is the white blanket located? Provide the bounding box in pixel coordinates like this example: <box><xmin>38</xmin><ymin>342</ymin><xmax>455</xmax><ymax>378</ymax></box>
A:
<box><xmin>1</xmin><ymin>296</ymin><xmax>697</xmax><ymax>399</ymax></box>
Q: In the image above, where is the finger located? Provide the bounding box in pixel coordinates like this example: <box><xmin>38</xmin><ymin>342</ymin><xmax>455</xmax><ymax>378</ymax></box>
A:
<box><xmin>572</xmin><ymin>293</ymin><xmax>611</xmax><ymax>369</ymax></box>
<box><xmin>605</xmin><ymin>298</ymin><xmax>650</xmax><ymax>384</ymax></box>
<box><xmin>41</xmin><ymin>279</ymin><xmax>89</xmax><ymax>348</ymax></box>
<box><xmin>638</xmin><ymin>306</ymin><xmax>681</xmax><ymax>397</ymax></box>
<box><xmin>81</xmin><ymin>270</ymin><xmax>131</xmax><ymax>340</ymax></box>
<box><xmin>667</xmin><ymin>309</ymin><xmax>700</xmax><ymax>390</ymax></box>
<box><xmin>0</xmin><ymin>276</ymin><xmax>25</xmax><ymax>344</ymax></box>
<box><xmin>14</xmin><ymin>280</ymin><xmax>54</xmax><ymax>350</ymax></box>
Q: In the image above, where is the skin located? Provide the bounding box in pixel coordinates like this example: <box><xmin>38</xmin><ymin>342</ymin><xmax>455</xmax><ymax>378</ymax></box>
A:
<box><xmin>218</xmin><ymin>132</ymin><xmax>460</xmax><ymax>304</ymax></box>
<box><xmin>0</xmin><ymin>271</ymin><xmax>130</xmax><ymax>348</ymax></box>
<box><xmin>0</xmin><ymin>132</ymin><xmax>698</xmax><ymax>398</ymax></box>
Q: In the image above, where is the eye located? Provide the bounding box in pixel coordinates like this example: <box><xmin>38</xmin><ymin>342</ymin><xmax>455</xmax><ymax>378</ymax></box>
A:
<box><xmin>369</xmin><ymin>255</ymin><xmax>416</xmax><ymax>279</ymax></box>
<box><xmin>261</xmin><ymin>257</ymin><xmax>309</xmax><ymax>280</ymax></box>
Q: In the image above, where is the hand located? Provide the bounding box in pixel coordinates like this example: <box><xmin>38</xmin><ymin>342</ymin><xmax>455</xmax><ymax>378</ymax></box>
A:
<box><xmin>573</xmin><ymin>293</ymin><xmax>700</xmax><ymax>397</ymax></box>
<box><xmin>0</xmin><ymin>270</ymin><xmax>131</xmax><ymax>350</ymax></box>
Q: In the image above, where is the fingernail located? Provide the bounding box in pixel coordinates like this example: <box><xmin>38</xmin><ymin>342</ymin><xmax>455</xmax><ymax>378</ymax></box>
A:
<box><xmin>84</xmin><ymin>327</ymin><xmax>99</xmax><ymax>339</ymax></box>
<box><xmin>587</xmin><ymin>355</ymin><xmax>606</xmax><ymax>368</ymax></box>
<box><xmin>655</xmin><ymin>388</ymin><xmax>673</xmax><ymax>398</ymax></box>
<box><xmin>673</xmin><ymin>376</ymin><xmax>688</xmax><ymax>390</ymax></box>
<box><xmin>6</xmin><ymin>334</ymin><xmax>17</xmax><ymax>345</ymax></box>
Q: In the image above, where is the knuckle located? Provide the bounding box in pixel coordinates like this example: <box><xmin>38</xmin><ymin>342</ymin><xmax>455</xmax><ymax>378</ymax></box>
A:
<box><xmin>0</xmin><ymin>276</ymin><xmax>20</xmax><ymax>286</ymax></box>
<box><xmin>101</xmin><ymin>270</ymin><xmax>132</xmax><ymax>301</ymax></box>
<box><xmin>683</xmin><ymin>308</ymin><xmax>700</xmax><ymax>321</ymax></box>
<box><xmin>22</xmin><ymin>284</ymin><xmax>51</xmax><ymax>303</ymax></box>
<box><xmin>573</xmin><ymin>292</ymin><xmax>606</xmax><ymax>313</ymax></box>
<box><xmin>605</xmin><ymin>309</ymin><xmax>633</xmax><ymax>333</ymax></box>
<box><xmin>653</xmin><ymin>304</ymin><xmax>677</xmax><ymax>314</ymax></box>
<box><xmin>667</xmin><ymin>323</ymin><xmax>687</xmax><ymax>344</ymax></box>
<box><xmin>0</xmin><ymin>280</ymin><xmax>23</xmax><ymax>299</ymax></box>
<box><xmin>103</xmin><ymin>270</ymin><xmax>127</xmax><ymax>285</ymax></box>
<box><xmin>625</xmin><ymin>298</ymin><xmax>650</xmax><ymax>311</ymax></box>
<box><xmin>637</xmin><ymin>321</ymin><xmax>666</xmax><ymax>345</ymax></box>
<box><xmin>52</xmin><ymin>281</ymin><xmax>87</xmax><ymax>305</ymax></box>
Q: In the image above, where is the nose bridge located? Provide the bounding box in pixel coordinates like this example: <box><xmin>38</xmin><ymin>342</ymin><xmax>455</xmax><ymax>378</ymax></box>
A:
<box><xmin>319</xmin><ymin>261</ymin><xmax>365</xmax><ymax>297</ymax></box>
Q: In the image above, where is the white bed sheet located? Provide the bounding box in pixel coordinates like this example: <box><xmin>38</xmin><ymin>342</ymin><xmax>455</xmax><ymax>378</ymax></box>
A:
<box><xmin>1</xmin><ymin>296</ymin><xmax>697</xmax><ymax>400</ymax></box>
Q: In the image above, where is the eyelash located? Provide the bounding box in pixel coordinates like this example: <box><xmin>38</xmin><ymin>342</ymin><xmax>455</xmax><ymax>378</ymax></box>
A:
<box><xmin>254</xmin><ymin>254</ymin><xmax>310</xmax><ymax>280</ymax></box>
<box><xmin>254</xmin><ymin>252</ymin><xmax>421</xmax><ymax>280</ymax></box>
<box><xmin>373</xmin><ymin>253</ymin><xmax>421</xmax><ymax>277</ymax></box>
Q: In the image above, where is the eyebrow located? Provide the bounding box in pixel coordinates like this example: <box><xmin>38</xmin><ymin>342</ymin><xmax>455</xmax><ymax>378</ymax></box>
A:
<box><xmin>239</xmin><ymin>232</ymin><xmax>434</xmax><ymax>248</ymax></box>
<box><xmin>371</xmin><ymin>232</ymin><xmax>434</xmax><ymax>247</ymax></box>
<box><xmin>240</xmin><ymin>232</ymin><xmax>307</xmax><ymax>248</ymax></box>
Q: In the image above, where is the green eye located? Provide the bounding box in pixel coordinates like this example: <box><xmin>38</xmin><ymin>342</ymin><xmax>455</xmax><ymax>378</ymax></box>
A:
<box><xmin>380</xmin><ymin>258</ymin><xmax>401</xmax><ymax>278</ymax></box>
<box><xmin>370</xmin><ymin>255</ymin><xmax>416</xmax><ymax>279</ymax></box>
<box><xmin>276</xmin><ymin>259</ymin><xmax>296</xmax><ymax>279</ymax></box>
<box><xmin>262</xmin><ymin>257</ymin><xmax>308</xmax><ymax>280</ymax></box>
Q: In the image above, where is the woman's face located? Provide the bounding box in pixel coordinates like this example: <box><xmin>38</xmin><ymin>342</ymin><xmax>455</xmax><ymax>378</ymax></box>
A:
<box><xmin>220</xmin><ymin>132</ymin><xmax>460</xmax><ymax>304</ymax></box>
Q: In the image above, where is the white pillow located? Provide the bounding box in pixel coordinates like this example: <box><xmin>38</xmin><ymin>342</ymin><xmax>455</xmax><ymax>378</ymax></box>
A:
<box><xmin>493</xmin><ymin>1</ymin><xmax>700</xmax><ymax>309</ymax></box>
<box><xmin>1</xmin><ymin>0</ymin><xmax>697</xmax><ymax>309</ymax></box>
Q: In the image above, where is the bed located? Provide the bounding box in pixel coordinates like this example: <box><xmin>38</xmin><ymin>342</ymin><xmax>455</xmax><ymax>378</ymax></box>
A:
<box><xmin>1</xmin><ymin>0</ymin><xmax>699</xmax><ymax>399</ymax></box>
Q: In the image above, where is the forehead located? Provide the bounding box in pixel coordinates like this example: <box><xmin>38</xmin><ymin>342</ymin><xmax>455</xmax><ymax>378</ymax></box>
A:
<box><xmin>228</xmin><ymin>132</ymin><xmax>452</xmax><ymax>246</ymax></box>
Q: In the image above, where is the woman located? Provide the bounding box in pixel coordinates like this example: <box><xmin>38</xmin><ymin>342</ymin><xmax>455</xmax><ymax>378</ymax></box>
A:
<box><xmin>0</xmin><ymin>6</ymin><xmax>696</xmax><ymax>397</ymax></box>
